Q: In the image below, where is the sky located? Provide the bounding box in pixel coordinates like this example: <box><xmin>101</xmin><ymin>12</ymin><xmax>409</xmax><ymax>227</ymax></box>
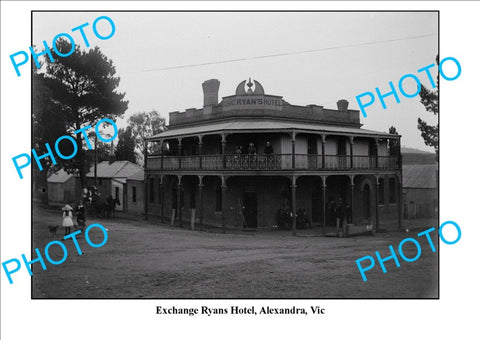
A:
<box><xmin>33</xmin><ymin>11</ymin><xmax>438</xmax><ymax>151</ymax></box>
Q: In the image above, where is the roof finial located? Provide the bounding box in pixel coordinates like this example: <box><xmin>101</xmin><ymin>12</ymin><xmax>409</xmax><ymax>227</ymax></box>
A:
<box><xmin>246</xmin><ymin>77</ymin><xmax>254</xmax><ymax>94</ymax></box>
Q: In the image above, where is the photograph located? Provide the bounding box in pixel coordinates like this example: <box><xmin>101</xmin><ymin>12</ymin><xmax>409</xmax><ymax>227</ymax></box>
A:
<box><xmin>30</xmin><ymin>10</ymin><xmax>439</xmax><ymax>299</ymax></box>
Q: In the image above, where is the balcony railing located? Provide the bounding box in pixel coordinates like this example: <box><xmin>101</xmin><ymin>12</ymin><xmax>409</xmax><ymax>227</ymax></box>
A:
<box><xmin>147</xmin><ymin>154</ymin><xmax>399</xmax><ymax>171</ymax></box>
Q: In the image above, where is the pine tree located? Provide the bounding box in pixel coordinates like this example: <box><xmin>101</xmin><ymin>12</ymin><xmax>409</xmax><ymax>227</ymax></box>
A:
<box><xmin>388</xmin><ymin>126</ymin><xmax>400</xmax><ymax>156</ymax></box>
<box><xmin>34</xmin><ymin>38</ymin><xmax>128</xmax><ymax>186</ymax></box>
<box><xmin>417</xmin><ymin>55</ymin><xmax>439</xmax><ymax>156</ymax></box>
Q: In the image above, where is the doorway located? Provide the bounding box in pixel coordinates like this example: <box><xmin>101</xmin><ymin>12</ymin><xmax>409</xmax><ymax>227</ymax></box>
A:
<box><xmin>243</xmin><ymin>192</ymin><xmax>257</xmax><ymax>228</ymax></box>
<box><xmin>337</xmin><ymin>137</ymin><xmax>347</xmax><ymax>168</ymax></box>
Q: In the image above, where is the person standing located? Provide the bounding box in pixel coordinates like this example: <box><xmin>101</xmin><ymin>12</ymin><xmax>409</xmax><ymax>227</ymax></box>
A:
<box><xmin>76</xmin><ymin>201</ymin><xmax>86</xmax><ymax>228</ymax></box>
<box><xmin>82</xmin><ymin>186</ymin><xmax>88</xmax><ymax>203</ymax></box>
<box><xmin>62</xmin><ymin>204</ymin><xmax>74</xmax><ymax>235</ymax></box>
<box><xmin>264</xmin><ymin>141</ymin><xmax>274</xmax><ymax>154</ymax></box>
<box><xmin>248</xmin><ymin>142</ymin><xmax>257</xmax><ymax>155</ymax></box>
<box><xmin>106</xmin><ymin>194</ymin><xmax>114</xmax><ymax>218</ymax></box>
<box><xmin>264</xmin><ymin>141</ymin><xmax>274</xmax><ymax>168</ymax></box>
<box><xmin>248</xmin><ymin>142</ymin><xmax>257</xmax><ymax>169</ymax></box>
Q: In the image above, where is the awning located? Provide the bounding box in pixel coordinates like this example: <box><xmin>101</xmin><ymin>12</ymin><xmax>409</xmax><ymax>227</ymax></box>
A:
<box><xmin>147</xmin><ymin>119</ymin><xmax>398</xmax><ymax>140</ymax></box>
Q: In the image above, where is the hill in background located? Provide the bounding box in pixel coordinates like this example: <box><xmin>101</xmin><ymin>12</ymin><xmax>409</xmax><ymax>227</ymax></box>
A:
<box><xmin>401</xmin><ymin>147</ymin><xmax>437</xmax><ymax>164</ymax></box>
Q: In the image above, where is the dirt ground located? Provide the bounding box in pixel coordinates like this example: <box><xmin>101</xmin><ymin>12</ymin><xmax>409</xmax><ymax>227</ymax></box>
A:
<box><xmin>32</xmin><ymin>205</ymin><xmax>439</xmax><ymax>299</ymax></box>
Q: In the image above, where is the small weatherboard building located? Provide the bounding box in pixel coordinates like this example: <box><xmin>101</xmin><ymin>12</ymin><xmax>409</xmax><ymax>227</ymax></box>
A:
<box><xmin>144</xmin><ymin>79</ymin><xmax>402</xmax><ymax>232</ymax></box>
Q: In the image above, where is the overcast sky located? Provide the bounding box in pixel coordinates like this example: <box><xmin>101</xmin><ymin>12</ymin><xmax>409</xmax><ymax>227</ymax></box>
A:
<box><xmin>33</xmin><ymin>11</ymin><xmax>438</xmax><ymax>151</ymax></box>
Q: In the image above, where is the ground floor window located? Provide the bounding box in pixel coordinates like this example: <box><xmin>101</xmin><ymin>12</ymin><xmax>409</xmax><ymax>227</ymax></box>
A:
<box><xmin>132</xmin><ymin>186</ymin><xmax>137</xmax><ymax>203</ymax></box>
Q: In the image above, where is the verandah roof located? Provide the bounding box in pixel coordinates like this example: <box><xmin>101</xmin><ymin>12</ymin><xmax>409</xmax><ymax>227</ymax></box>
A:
<box><xmin>147</xmin><ymin>119</ymin><xmax>398</xmax><ymax>140</ymax></box>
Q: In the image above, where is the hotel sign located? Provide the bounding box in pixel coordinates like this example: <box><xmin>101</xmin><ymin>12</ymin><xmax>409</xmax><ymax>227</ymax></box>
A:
<box><xmin>222</xmin><ymin>95</ymin><xmax>283</xmax><ymax>111</ymax></box>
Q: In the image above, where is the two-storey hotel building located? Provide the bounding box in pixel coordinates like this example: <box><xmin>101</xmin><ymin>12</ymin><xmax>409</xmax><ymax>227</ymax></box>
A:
<box><xmin>144</xmin><ymin>78</ymin><xmax>402</xmax><ymax>234</ymax></box>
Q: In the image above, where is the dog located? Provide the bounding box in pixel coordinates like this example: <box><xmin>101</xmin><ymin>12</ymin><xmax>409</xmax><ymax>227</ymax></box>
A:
<box><xmin>48</xmin><ymin>225</ymin><xmax>59</xmax><ymax>237</ymax></box>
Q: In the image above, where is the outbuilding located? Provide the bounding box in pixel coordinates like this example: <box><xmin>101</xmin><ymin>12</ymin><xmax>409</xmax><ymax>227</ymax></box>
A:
<box><xmin>47</xmin><ymin>169</ymin><xmax>81</xmax><ymax>206</ymax></box>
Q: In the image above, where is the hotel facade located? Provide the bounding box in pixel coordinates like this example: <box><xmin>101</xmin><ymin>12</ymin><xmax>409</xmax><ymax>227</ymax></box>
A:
<box><xmin>144</xmin><ymin>79</ymin><xmax>402</xmax><ymax>233</ymax></box>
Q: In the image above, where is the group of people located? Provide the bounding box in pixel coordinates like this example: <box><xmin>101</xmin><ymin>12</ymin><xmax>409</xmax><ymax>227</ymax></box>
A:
<box><xmin>60</xmin><ymin>185</ymin><xmax>106</xmax><ymax>236</ymax></box>
<box><xmin>82</xmin><ymin>185</ymin><xmax>100</xmax><ymax>205</ymax></box>
<box><xmin>60</xmin><ymin>201</ymin><xmax>86</xmax><ymax>236</ymax></box>
<box><xmin>235</xmin><ymin>141</ymin><xmax>274</xmax><ymax>155</ymax></box>
<box><xmin>327</xmin><ymin>197</ymin><xmax>352</xmax><ymax>237</ymax></box>
<box><xmin>276</xmin><ymin>207</ymin><xmax>311</xmax><ymax>230</ymax></box>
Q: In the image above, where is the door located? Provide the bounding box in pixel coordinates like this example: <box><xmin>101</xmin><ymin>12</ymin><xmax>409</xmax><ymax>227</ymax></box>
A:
<box><xmin>307</xmin><ymin>135</ymin><xmax>318</xmax><ymax>168</ymax></box>
<box><xmin>337</xmin><ymin>137</ymin><xmax>347</xmax><ymax>168</ymax></box>
<box><xmin>243</xmin><ymin>192</ymin><xmax>257</xmax><ymax>228</ymax></box>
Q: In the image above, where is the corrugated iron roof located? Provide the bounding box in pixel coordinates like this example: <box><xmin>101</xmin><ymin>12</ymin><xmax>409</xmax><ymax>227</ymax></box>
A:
<box><xmin>403</xmin><ymin>164</ymin><xmax>438</xmax><ymax>189</ymax></box>
<box><xmin>86</xmin><ymin>161</ymin><xmax>143</xmax><ymax>179</ymax></box>
<box><xmin>127</xmin><ymin>169</ymin><xmax>145</xmax><ymax>182</ymax></box>
<box><xmin>147</xmin><ymin>119</ymin><xmax>396</xmax><ymax>140</ymax></box>
<box><xmin>47</xmin><ymin>169</ymin><xmax>75</xmax><ymax>183</ymax></box>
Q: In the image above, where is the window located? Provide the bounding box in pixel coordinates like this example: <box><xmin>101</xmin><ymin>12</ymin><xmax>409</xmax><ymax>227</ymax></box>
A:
<box><xmin>115</xmin><ymin>186</ymin><xmax>119</xmax><ymax>200</ymax></box>
<box><xmin>132</xmin><ymin>186</ymin><xmax>137</xmax><ymax>203</ymax></box>
<box><xmin>378</xmin><ymin>178</ymin><xmax>385</xmax><ymax>205</ymax></box>
<box><xmin>149</xmin><ymin>178</ymin><xmax>154</xmax><ymax>203</ymax></box>
<box><xmin>215</xmin><ymin>185</ymin><xmax>222</xmax><ymax>212</ymax></box>
<box><xmin>389</xmin><ymin>178</ymin><xmax>396</xmax><ymax>204</ymax></box>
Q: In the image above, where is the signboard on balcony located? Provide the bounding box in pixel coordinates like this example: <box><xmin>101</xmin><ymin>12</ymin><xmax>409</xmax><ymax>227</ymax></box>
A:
<box><xmin>222</xmin><ymin>94</ymin><xmax>283</xmax><ymax>112</ymax></box>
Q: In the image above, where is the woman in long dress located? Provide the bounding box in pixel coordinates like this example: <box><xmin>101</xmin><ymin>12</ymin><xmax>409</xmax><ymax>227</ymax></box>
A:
<box><xmin>62</xmin><ymin>204</ymin><xmax>74</xmax><ymax>235</ymax></box>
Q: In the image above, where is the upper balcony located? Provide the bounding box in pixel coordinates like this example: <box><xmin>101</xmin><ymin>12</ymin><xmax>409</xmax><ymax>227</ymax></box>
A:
<box><xmin>146</xmin><ymin>154</ymin><xmax>400</xmax><ymax>172</ymax></box>
<box><xmin>147</xmin><ymin>79</ymin><xmax>402</xmax><ymax>175</ymax></box>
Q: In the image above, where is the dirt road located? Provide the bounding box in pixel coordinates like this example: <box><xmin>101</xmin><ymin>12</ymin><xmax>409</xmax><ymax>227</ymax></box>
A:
<box><xmin>32</xmin><ymin>206</ymin><xmax>438</xmax><ymax>298</ymax></box>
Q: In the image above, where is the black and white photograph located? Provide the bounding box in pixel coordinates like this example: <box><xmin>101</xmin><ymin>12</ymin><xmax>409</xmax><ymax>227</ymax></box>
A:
<box><xmin>29</xmin><ymin>10</ymin><xmax>439</xmax><ymax>299</ymax></box>
<box><xmin>1</xmin><ymin>2</ymin><xmax>478</xmax><ymax>339</ymax></box>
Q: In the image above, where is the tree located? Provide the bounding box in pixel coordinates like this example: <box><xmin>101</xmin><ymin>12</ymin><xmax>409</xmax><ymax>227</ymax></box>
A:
<box><xmin>418</xmin><ymin>55</ymin><xmax>439</xmax><ymax>156</ymax></box>
<box><xmin>388</xmin><ymin>126</ymin><xmax>400</xmax><ymax>156</ymax></box>
<box><xmin>115</xmin><ymin>126</ymin><xmax>137</xmax><ymax>163</ymax></box>
<box><xmin>128</xmin><ymin>111</ymin><xmax>165</xmax><ymax>165</ymax></box>
<box><xmin>32</xmin><ymin>69</ymin><xmax>66</xmax><ymax>202</ymax></box>
<box><xmin>35</xmin><ymin>38</ymin><xmax>128</xmax><ymax>186</ymax></box>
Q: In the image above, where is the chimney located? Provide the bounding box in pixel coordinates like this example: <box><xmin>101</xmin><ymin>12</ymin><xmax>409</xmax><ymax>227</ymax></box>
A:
<box><xmin>202</xmin><ymin>79</ymin><xmax>220</xmax><ymax>107</ymax></box>
<box><xmin>337</xmin><ymin>99</ymin><xmax>349</xmax><ymax>112</ymax></box>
